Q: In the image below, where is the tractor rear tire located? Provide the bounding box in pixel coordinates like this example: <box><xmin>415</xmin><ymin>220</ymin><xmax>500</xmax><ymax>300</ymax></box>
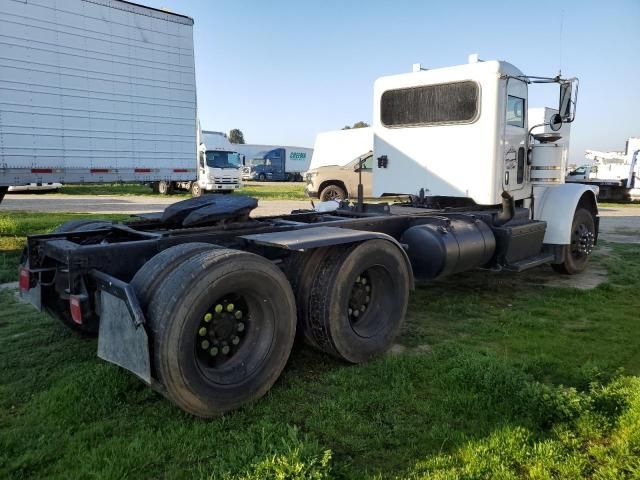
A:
<box><xmin>301</xmin><ymin>239</ymin><xmax>410</xmax><ymax>363</ymax></box>
<box><xmin>131</xmin><ymin>243</ymin><xmax>218</xmax><ymax>311</ymax></box>
<box><xmin>145</xmin><ymin>248</ymin><xmax>297</xmax><ymax>417</ymax></box>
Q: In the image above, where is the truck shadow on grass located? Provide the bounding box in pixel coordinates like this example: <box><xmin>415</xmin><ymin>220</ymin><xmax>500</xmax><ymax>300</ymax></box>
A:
<box><xmin>1</xmin><ymin>243</ymin><xmax>639</xmax><ymax>479</ymax></box>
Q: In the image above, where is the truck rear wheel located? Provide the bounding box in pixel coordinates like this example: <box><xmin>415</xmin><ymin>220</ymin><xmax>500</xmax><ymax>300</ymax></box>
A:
<box><xmin>158</xmin><ymin>181</ymin><xmax>173</xmax><ymax>195</ymax></box>
<box><xmin>145</xmin><ymin>248</ymin><xmax>296</xmax><ymax>417</ymax></box>
<box><xmin>131</xmin><ymin>242</ymin><xmax>218</xmax><ymax>310</ymax></box>
<box><xmin>301</xmin><ymin>240</ymin><xmax>410</xmax><ymax>363</ymax></box>
<box><xmin>552</xmin><ymin>208</ymin><xmax>596</xmax><ymax>275</ymax></box>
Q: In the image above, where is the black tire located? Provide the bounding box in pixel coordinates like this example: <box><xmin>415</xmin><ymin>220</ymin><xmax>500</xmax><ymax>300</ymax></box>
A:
<box><xmin>257</xmin><ymin>173</ymin><xmax>267</xmax><ymax>181</ymax></box>
<box><xmin>158</xmin><ymin>181</ymin><xmax>173</xmax><ymax>195</ymax></box>
<box><xmin>150</xmin><ymin>183</ymin><xmax>160</xmax><ymax>194</ymax></box>
<box><xmin>301</xmin><ymin>239</ymin><xmax>410</xmax><ymax>363</ymax></box>
<box><xmin>145</xmin><ymin>248</ymin><xmax>297</xmax><ymax>417</ymax></box>
<box><xmin>320</xmin><ymin>184</ymin><xmax>346</xmax><ymax>202</ymax></box>
<box><xmin>40</xmin><ymin>220</ymin><xmax>113</xmax><ymax>336</ymax></box>
<box><xmin>130</xmin><ymin>242</ymin><xmax>218</xmax><ymax>311</ymax></box>
<box><xmin>552</xmin><ymin>208</ymin><xmax>596</xmax><ymax>275</ymax></box>
<box><xmin>190</xmin><ymin>182</ymin><xmax>202</xmax><ymax>197</ymax></box>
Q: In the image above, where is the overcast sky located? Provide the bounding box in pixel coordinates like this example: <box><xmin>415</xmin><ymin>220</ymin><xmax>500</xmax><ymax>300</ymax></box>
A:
<box><xmin>146</xmin><ymin>0</ymin><xmax>639</xmax><ymax>165</ymax></box>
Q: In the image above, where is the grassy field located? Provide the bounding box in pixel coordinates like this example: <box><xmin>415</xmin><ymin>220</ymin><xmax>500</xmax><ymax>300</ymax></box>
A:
<box><xmin>0</xmin><ymin>214</ymin><xmax>639</xmax><ymax>479</ymax></box>
<box><xmin>53</xmin><ymin>182</ymin><xmax>308</xmax><ymax>200</ymax></box>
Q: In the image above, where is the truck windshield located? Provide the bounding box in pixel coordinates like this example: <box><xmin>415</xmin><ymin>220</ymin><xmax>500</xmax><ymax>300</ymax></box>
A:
<box><xmin>205</xmin><ymin>151</ymin><xmax>241</xmax><ymax>169</ymax></box>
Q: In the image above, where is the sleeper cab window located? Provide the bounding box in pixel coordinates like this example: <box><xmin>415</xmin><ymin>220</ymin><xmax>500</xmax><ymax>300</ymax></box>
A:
<box><xmin>380</xmin><ymin>81</ymin><xmax>479</xmax><ymax>127</ymax></box>
<box><xmin>507</xmin><ymin>95</ymin><xmax>525</xmax><ymax>128</ymax></box>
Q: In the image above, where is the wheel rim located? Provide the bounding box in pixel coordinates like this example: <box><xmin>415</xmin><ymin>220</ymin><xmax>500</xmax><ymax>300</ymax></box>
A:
<box><xmin>325</xmin><ymin>187</ymin><xmax>341</xmax><ymax>201</ymax></box>
<box><xmin>346</xmin><ymin>266</ymin><xmax>394</xmax><ymax>338</ymax></box>
<box><xmin>571</xmin><ymin>223</ymin><xmax>595</xmax><ymax>258</ymax></box>
<box><xmin>193</xmin><ymin>289</ymin><xmax>275</xmax><ymax>385</ymax></box>
<box><xmin>195</xmin><ymin>296</ymin><xmax>248</xmax><ymax>368</ymax></box>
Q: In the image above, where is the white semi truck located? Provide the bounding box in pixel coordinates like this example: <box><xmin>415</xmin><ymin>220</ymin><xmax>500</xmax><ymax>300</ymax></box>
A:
<box><xmin>238</xmin><ymin>145</ymin><xmax>313</xmax><ymax>181</ymax></box>
<box><xmin>0</xmin><ymin>0</ymin><xmax>239</xmax><ymax>202</ymax></box>
<box><xmin>20</xmin><ymin>54</ymin><xmax>599</xmax><ymax>418</ymax></box>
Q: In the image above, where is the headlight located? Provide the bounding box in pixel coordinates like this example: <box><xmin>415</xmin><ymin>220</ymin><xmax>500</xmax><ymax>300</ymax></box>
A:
<box><xmin>305</xmin><ymin>171</ymin><xmax>318</xmax><ymax>182</ymax></box>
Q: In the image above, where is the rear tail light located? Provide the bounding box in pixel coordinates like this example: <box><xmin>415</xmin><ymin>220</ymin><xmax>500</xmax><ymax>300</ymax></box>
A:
<box><xmin>19</xmin><ymin>267</ymin><xmax>30</xmax><ymax>291</ymax></box>
<box><xmin>69</xmin><ymin>295</ymin><xmax>83</xmax><ymax>325</ymax></box>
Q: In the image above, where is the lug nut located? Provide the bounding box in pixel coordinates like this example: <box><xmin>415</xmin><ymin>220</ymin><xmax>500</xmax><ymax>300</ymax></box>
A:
<box><xmin>222</xmin><ymin>345</ymin><xmax>230</xmax><ymax>355</ymax></box>
<box><xmin>353</xmin><ymin>309</ymin><xmax>359</xmax><ymax>318</ymax></box>
<box><xmin>227</xmin><ymin>303</ymin><xmax>234</xmax><ymax>312</ymax></box>
<box><xmin>209</xmin><ymin>347</ymin><xmax>218</xmax><ymax>356</ymax></box>
<box><xmin>361</xmin><ymin>305</ymin><xmax>366</xmax><ymax>312</ymax></box>
<box><xmin>365</xmin><ymin>285</ymin><xmax>371</xmax><ymax>292</ymax></box>
<box><xmin>204</xmin><ymin>313</ymin><xmax>213</xmax><ymax>322</ymax></box>
<box><xmin>361</xmin><ymin>277</ymin><xmax>367</xmax><ymax>285</ymax></box>
<box><xmin>348</xmin><ymin>308</ymin><xmax>353</xmax><ymax>315</ymax></box>
<box><xmin>198</xmin><ymin>327</ymin><xmax>207</xmax><ymax>336</ymax></box>
<box><xmin>231</xmin><ymin>336</ymin><xmax>240</xmax><ymax>345</ymax></box>
<box><xmin>365</xmin><ymin>295</ymin><xmax>370</xmax><ymax>303</ymax></box>
<box><xmin>237</xmin><ymin>322</ymin><xmax>245</xmax><ymax>332</ymax></box>
<box><xmin>201</xmin><ymin>340</ymin><xmax>210</xmax><ymax>350</ymax></box>
<box><xmin>234</xmin><ymin>310</ymin><xmax>243</xmax><ymax>319</ymax></box>
<box><xmin>214</xmin><ymin>304</ymin><xmax>223</xmax><ymax>313</ymax></box>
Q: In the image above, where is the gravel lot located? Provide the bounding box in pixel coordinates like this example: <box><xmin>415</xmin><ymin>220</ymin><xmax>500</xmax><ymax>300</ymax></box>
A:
<box><xmin>1</xmin><ymin>193</ymin><xmax>638</xmax><ymax>243</ymax></box>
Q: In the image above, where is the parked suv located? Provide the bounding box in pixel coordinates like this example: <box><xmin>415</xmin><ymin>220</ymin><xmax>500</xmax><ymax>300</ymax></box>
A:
<box><xmin>305</xmin><ymin>152</ymin><xmax>373</xmax><ymax>201</ymax></box>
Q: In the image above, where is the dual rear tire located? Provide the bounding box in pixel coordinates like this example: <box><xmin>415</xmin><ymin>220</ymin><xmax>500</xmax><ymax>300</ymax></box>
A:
<box><xmin>133</xmin><ymin>245</ymin><xmax>296</xmax><ymax>417</ymax></box>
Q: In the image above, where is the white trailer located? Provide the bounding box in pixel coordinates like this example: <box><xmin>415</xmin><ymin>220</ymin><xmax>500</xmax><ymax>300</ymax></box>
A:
<box><xmin>0</xmin><ymin>0</ymin><xmax>198</xmax><ymax>201</ymax></box>
<box><xmin>309</xmin><ymin>127</ymin><xmax>373</xmax><ymax>169</ymax></box>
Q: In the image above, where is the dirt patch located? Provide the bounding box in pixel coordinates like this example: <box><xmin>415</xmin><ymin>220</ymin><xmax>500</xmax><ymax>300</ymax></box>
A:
<box><xmin>521</xmin><ymin>263</ymin><xmax>609</xmax><ymax>290</ymax></box>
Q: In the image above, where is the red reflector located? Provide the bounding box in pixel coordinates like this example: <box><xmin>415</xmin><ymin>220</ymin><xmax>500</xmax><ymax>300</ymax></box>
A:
<box><xmin>19</xmin><ymin>267</ymin><xmax>30</xmax><ymax>291</ymax></box>
<box><xmin>173</xmin><ymin>169</ymin><xmax>188</xmax><ymax>172</ymax></box>
<box><xmin>31</xmin><ymin>168</ymin><xmax>52</xmax><ymax>174</ymax></box>
<box><xmin>69</xmin><ymin>296</ymin><xmax>83</xmax><ymax>325</ymax></box>
<box><xmin>90</xmin><ymin>169</ymin><xmax>110</xmax><ymax>173</ymax></box>
<box><xmin>135</xmin><ymin>168</ymin><xmax>151</xmax><ymax>173</ymax></box>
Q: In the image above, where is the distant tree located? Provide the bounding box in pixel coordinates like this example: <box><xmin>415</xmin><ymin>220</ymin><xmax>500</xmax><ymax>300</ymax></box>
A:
<box><xmin>341</xmin><ymin>121</ymin><xmax>370</xmax><ymax>130</ymax></box>
<box><xmin>228</xmin><ymin>129</ymin><xmax>245</xmax><ymax>144</ymax></box>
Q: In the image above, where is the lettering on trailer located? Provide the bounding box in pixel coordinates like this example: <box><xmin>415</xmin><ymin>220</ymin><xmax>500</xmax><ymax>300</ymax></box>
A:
<box><xmin>289</xmin><ymin>152</ymin><xmax>307</xmax><ymax>160</ymax></box>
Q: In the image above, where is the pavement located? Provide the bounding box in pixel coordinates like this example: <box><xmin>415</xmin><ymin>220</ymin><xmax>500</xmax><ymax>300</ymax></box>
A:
<box><xmin>0</xmin><ymin>193</ymin><xmax>311</xmax><ymax>217</ymax></box>
<box><xmin>1</xmin><ymin>193</ymin><xmax>639</xmax><ymax>243</ymax></box>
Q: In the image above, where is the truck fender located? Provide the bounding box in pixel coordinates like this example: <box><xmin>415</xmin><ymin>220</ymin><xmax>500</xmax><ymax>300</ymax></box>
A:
<box><xmin>241</xmin><ymin>226</ymin><xmax>414</xmax><ymax>288</ymax></box>
<box><xmin>533</xmin><ymin>183</ymin><xmax>599</xmax><ymax>244</ymax></box>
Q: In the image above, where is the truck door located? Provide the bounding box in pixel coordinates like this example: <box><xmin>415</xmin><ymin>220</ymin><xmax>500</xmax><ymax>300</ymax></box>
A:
<box><xmin>503</xmin><ymin>80</ymin><xmax>528</xmax><ymax>194</ymax></box>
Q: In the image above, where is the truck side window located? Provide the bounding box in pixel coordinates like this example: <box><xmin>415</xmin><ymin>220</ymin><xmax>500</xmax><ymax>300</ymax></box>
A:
<box><xmin>362</xmin><ymin>155</ymin><xmax>373</xmax><ymax>170</ymax></box>
<box><xmin>381</xmin><ymin>81</ymin><xmax>479</xmax><ymax>127</ymax></box>
<box><xmin>507</xmin><ymin>95</ymin><xmax>525</xmax><ymax>128</ymax></box>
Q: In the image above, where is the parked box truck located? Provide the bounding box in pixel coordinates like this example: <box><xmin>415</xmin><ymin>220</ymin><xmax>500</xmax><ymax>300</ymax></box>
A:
<box><xmin>0</xmin><ymin>0</ymin><xmax>239</xmax><ymax>201</ymax></box>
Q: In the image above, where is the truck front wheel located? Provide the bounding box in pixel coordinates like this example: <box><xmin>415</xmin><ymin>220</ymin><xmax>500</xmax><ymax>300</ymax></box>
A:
<box><xmin>144</xmin><ymin>248</ymin><xmax>296</xmax><ymax>417</ymax></box>
<box><xmin>301</xmin><ymin>240</ymin><xmax>410</xmax><ymax>363</ymax></box>
<box><xmin>190</xmin><ymin>182</ymin><xmax>202</xmax><ymax>197</ymax></box>
<box><xmin>552</xmin><ymin>208</ymin><xmax>596</xmax><ymax>275</ymax></box>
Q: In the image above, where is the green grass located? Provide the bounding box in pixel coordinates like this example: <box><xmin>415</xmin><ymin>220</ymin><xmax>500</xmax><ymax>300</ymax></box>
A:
<box><xmin>0</xmin><ymin>215</ymin><xmax>639</xmax><ymax>478</ymax></box>
<box><xmin>52</xmin><ymin>182</ymin><xmax>308</xmax><ymax>200</ymax></box>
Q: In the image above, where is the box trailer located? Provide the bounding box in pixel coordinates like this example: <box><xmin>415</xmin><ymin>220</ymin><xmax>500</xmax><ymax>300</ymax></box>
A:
<box><xmin>20</xmin><ymin>56</ymin><xmax>600</xmax><ymax>418</ymax></box>
<box><xmin>0</xmin><ymin>0</ymin><xmax>198</xmax><ymax>201</ymax></box>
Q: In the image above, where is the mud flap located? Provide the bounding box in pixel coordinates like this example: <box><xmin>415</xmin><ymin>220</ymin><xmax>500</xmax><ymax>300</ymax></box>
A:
<box><xmin>97</xmin><ymin>291</ymin><xmax>151</xmax><ymax>384</ymax></box>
